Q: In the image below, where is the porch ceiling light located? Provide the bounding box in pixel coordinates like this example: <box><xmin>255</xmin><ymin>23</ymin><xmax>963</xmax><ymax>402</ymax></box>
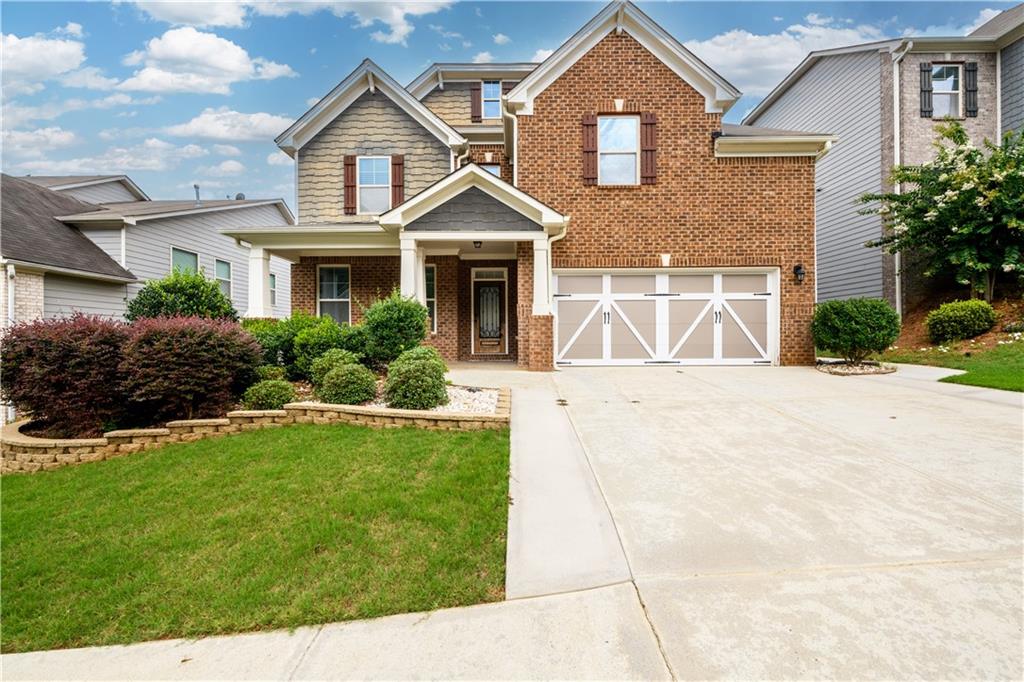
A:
<box><xmin>474</xmin><ymin>241</ymin><xmax>482</xmax><ymax>249</ymax></box>
<box><xmin>793</xmin><ymin>264</ymin><xmax>806</xmax><ymax>284</ymax></box>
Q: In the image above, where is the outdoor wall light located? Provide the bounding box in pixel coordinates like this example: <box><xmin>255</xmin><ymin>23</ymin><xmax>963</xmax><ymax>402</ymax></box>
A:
<box><xmin>473</xmin><ymin>241</ymin><xmax>482</xmax><ymax>249</ymax></box>
<box><xmin>793</xmin><ymin>264</ymin><xmax>806</xmax><ymax>284</ymax></box>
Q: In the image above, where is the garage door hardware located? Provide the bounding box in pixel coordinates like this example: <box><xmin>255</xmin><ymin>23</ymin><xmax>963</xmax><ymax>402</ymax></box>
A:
<box><xmin>556</xmin><ymin>398</ymin><xmax>569</xmax><ymax>406</ymax></box>
<box><xmin>643</xmin><ymin>292</ymin><xmax>675</xmax><ymax>296</ymax></box>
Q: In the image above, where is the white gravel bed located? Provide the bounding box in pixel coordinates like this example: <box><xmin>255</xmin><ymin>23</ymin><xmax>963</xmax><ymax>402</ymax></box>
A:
<box><xmin>369</xmin><ymin>385</ymin><xmax>499</xmax><ymax>414</ymax></box>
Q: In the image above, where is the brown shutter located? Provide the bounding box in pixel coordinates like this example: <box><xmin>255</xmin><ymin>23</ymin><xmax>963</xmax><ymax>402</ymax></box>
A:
<box><xmin>470</xmin><ymin>82</ymin><xmax>482</xmax><ymax>123</ymax></box>
<box><xmin>390</xmin><ymin>154</ymin><xmax>404</xmax><ymax>207</ymax></box>
<box><xmin>640</xmin><ymin>112</ymin><xmax>657</xmax><ymax>185</ymax></box>
<box><xmin>919</xmin><ymin>62</ymin><xmax>933</xmax><ymax>118</ymax></box>
<box><xmin>964</xmin><ymin>62</ymin><xmax>978</xmax><ymax>117</ymax></box>
<box><xmin>502</xmin><ymin>81</ymin><xmax>514</xmax><ymax>95</ymax></box>
<box><xmin>582</xmin><ymin>114</ymin><xmax>597</xmax><ymax>185</ymax></box>
<box><xmin>343</xmin><ymin>155</ymin><xmax>356</xmax><ymax>215</ymax></box>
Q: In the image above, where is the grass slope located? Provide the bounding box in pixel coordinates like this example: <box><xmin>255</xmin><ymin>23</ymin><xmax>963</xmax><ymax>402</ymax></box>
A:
<box><xmin>880</xmin><ymin>340</ymin><xmax>1024</xmax><ymax>392</ymax></box>
<box><xmin>1</xmin><ymin>423</ymin><xmax>510</xmax><ymax>653</ymax></box>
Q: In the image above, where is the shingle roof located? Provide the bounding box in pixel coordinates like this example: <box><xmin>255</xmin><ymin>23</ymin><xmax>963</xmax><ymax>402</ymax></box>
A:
<box><xmin>1</xmin><ymin>175</ymin><xmax>135</xmax><ymax>280</ymax></box>
<box><xmin>969</xmin><ymin>4</ymin><xmax>1024</xmax><ymax>38</ymax></box>
<box><xmin>56</xmin><ymin>199</ymin><xmax>292</xmax><ymax>222</ymax></box>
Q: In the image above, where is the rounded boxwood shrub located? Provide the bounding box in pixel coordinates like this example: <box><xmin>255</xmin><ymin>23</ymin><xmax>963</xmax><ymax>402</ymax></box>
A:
<box><xmin>384</xmin><ymin>359</ymin><xmax>449</xmax><ymax>410</ymax></box>
<box><xmin>293</xmin><ymin>317</ymin><xmax>346</xmax><ymax>378</ymax></box>
<box><xmin>309</xmin><ymin>348</ymin><xmax>362</xmax><ymax>387</ymax></box>
<box><xmin>390</xmin><ymin>345</ymin><xmax>447</xmax><ymax>374</ymax></box>
<box><xmin>363</xmin><ymin>290</ymin><xmax>428</xmax><ymax>365</ymax></box>
<box><xmin>256</xmin><ymin>364</ymin><xmax>287</xmax><ymax>381</ymax></box>
<box><xmin>126</xmin><ymin>269</ymin><xmax>237</xmax><ymax>322</ymax></box>
<box><xmin>317</xmin><ymin>364</ymin><xmax>378</xmax><ymax>405</ymax></box>
<box><xmin>337</xmin><ymin>322</ymin><xmax>369</xmax><ymax>358</ymax></box>
<box><xmin>812</xmin><ymin>298</ymin><xmax>900</xmax><ymax>365</ymax></box>
<box><xmin>926</xmin><ymin>300</ymin><xmax>997</xmax><ymax>343</ymax></box>
<box><xmin>242</xmin><ymin>379</ymin><xmax>296</xmax><ymax>410</ymax></box>
<box><xmin>244</xmin><ymin>312</ymin><xmax>320</xmax><ymax>378</ymax></box>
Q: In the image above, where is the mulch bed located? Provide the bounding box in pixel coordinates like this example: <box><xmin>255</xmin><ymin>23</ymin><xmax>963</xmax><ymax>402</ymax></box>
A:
<box><xmin>816</xmin><ymin>360</ymin><xmax>896</xmax><ymax>376</ymax></box>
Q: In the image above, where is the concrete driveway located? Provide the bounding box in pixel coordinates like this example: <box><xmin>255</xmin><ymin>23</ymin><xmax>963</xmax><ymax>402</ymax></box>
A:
<box><xmin>551</xmin><ymin>366</ymin><xmax>1023</xmax><ymax>679</ymax></box>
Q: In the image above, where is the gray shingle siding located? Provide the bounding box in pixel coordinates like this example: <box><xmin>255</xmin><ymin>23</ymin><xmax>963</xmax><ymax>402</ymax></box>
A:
<box><xmin>80</xmin><ymin>228</ymin><xmax>124</xmax><ymax>266</ymax></box>
<box><xmin>1002</xmin><ymin>37</ymin><xmax>1024</xmax><ymax>133</ymax></box>
<box><xmin>406</xmin><ymin>187</ymin><xmax>542</xmax><ymax>232</ymax></box>
<box><xmin>749</xmin><ymin>50</ymin><xmax>885</xmax><ymax>301</ymax></box>
<box><xmin>43</xmin><ymin>275</ymin><xmax>128</xmax><ymax>319</ymax></box>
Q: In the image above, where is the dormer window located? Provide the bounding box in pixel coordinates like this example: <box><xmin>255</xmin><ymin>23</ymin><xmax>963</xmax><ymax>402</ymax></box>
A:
<box><xmin>357</xmin><ymin>156</ymin><xmax>390</xmax><ymax>215</ymax></box>
<box><xmin>482</xmin><ymin>80</ymin><xmax>502</xmax><ymax>119</ymax></box>
<box><xmin>597</xmin><ymin>115</ymin><xmax>639</xmax><ymax>186</ymax></box>
<box><xmin>931</xmin><ymin>65</ymin><xmax>961</xmax><ymax>118</ymax></box>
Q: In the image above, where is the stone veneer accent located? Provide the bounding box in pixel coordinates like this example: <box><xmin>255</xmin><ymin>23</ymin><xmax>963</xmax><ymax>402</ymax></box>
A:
<box><xmin>1</xmin><ymin>388</ymin><xmax>511</xmax><ymax>475</ymax></box>
<box><xmin>0</xmin><ymin>269</ymin><xmax>44</xmax><ymax>324</ymax></box>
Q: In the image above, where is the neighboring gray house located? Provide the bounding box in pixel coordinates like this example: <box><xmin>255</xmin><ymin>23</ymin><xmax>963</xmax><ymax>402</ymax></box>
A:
<box><xmin>17</xmin><ymin>175</ymin><xmax>150</xmax><ymax>204</ymax></box>
<box><xmin>744</xmin><ymin>5</ymin><xmax>1023</xmax><ymax>315</ymax></box>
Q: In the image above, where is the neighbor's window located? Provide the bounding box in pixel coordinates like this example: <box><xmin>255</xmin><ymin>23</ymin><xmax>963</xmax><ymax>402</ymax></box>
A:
<box><xmin>482</xmin><ymin>80</ymin><xmax>502</xmax><ymax>119</ymax></box>
<box><xmin>481</xmin><ymin>163</ymin><xmax>501</xmax><ymax>176</ymax></box>
<box><xmin>171</xmin><ymin>247</ymin><xmax>199</xmax><ymax>273</ymax></box>
<box><xmin>932</xmin><ymin>64</ymin><xmax>961</xmax><ymax>118</ymax></box>
<box><xmin>426</xmin><ymin>264</ymin><xmax>437</xmax><ymax>333</ymax></box>
<box><xmin>318</xmin><ymin>266</ymin><xmax>350</xmax><ymax>324</ymax></box>
<box><xmin>597</xmin><ymin>115</ymin><xmax>639</xmax><ymax>185</ymax></box>
<box><xmin>269</xmin><ymin>273</ymin><xmax>277</xmax><ymax>306</ymax></box>
<box><xmin>357</xmin><ymin>156</ymin><xmax>390</xmax><ymax>215</ymax></box>
<box><xmin>215</xmin><ymin>259</ymin><xmax>232</xmax><ymax>298</ymax></box>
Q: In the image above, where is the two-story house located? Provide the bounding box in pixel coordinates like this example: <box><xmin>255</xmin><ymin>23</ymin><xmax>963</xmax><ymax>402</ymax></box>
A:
<box><xmin>744</xmin><ymin>4</ymin><xmax>1023</xmax><ymax>315</ymax></box>
<box><xmin>226</xmin><ymin>0</ymin><xmax>834</xmax><ymax>370</ymax></box>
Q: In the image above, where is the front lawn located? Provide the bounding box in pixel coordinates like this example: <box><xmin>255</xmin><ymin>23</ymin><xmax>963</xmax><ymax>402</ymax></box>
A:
<box><xmin>1</xmin><ymin>423</ymin><xmax>509</xmax><ymax>654</ymax></box>
<box><xmin>877</xmin><ymin>338</ymin><xmax>1024</xmax><ymax>392</ymax></box>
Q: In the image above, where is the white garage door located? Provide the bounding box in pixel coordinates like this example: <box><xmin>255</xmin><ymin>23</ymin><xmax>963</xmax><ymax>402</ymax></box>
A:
<box><xmin>553</xmin><ymin>270</ymin><xmax>778</xmax><ymax>366</ymax></box>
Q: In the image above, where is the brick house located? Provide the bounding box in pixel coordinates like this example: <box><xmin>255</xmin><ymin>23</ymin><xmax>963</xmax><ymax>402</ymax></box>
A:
<box><xmin>227</xmin><ymin>0</ymin><xmax>833</xmax><ymax>370</ymax></box>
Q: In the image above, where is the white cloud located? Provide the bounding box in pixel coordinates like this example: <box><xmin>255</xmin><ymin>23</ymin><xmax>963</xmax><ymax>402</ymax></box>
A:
<box><xmin>117</xmin><ymin>27</ymin><xmax>296</xmax><ymax>94</ymax></box>
<box><xmin>54</xmin><ymin>22</ymin><xmax>84</xmax><ymax>38</ymax></box>
<box><xmin>804</xmin><ymin>13</ymin><xmax>833</xmax><ymax>27</ymax></box>
<box><xmin>306</xmin><ymin>97</ymin><xmax>321</xmax><ymax>107</ymax></box>
<box><xmin>213</xmin><ymin>144</ymin><xmax>242</xmax><ymax>156</ymax></box>
<box><xmin>3</xmin><ymin>94</ymin><xmax>160</xmax><ymax>127</ymax></box>
<box><xmin>531</xmin><ymin>48</ymin><xmax>554</xmax><ymax>62</ymax></box>
<box><xmin>2</xmin><ymin>127</ymin><xmax>78</xmax><ymax>158</ymax></box>
<box><xmin>14</xmin><ymin>138</ymin><xmax>207</xmax><ymax>174</ymax></box>
<box><xmin>461</xmin><ymin>39</ymin><xmax>472</xmax><ymax>48</ymax></box>
<box><xmin>128</xmin><ymin>1</ymin><xmax>249</xmax><ymax>28</ymax></box>
<box><xmin>165</xmin><ymin>107</ymin><xmax>293</xmax><ymax>141</ymax></box>
<box><xmin>59</xmin><ymin>66</ymin><xmax>118</xmax><ymax>90</ymax></box>
<box><xmin>267</xmin><ymin>151</ymin><xmax>293</xmax><ymax>166</ymax></box>
<box><xmin>772</xmin><ymin>16</ymin><xmax>783</xmax><ymax>22</ymax></box>
<box><xmin>199</xmin><ymin>159</ymin><xmax>246</xmax><ymax>176</ymax></box>
<box><xmin>472</xmin><ymin>51</ymin><xmax>494</xmax><ymax>64</ymax></box>
<box><xmin>429</xmin><ymin>23</ymin><xmax>462</xmax><ymax>39</ymax></box>
<box><xmin>252</xmin><ymin>2</ymin><xmax>453</xmax><ymax>45</ymax></box>
<box><xmin>493</xmin><ymin>33</ymin><xmax>511</xmax><ymax>45</ymax></box>
<box><xmin>1</xmin><ymin>30</ymin><xmax>85</xmax><ymax>95</ymax></box>
<box><xmin>908</xmin><ymin>8</ymin><xmax>1002</xmax><ymax>37</ymax></box>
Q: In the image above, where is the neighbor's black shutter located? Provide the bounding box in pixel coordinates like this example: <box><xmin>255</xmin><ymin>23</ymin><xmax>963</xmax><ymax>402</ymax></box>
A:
<box><xmin>964</xmin><ymin>62</ymin><xmax>978</xmax><ymax>117</ymax></box>
<box><xmin>470</xmin><ymin>82</ymin><xmax>482</xmax><ymax>123</ymax></box>
<box><xmin>919</xmin><ymin>62</ymin><xmax>933</xmax><ymax>118</ymax></box>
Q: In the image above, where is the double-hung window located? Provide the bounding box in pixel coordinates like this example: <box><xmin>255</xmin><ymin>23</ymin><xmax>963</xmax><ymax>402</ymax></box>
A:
<box><xmin>482</xmin><ymin>80</ymin><xmax>502</xmax><ymax>119</ymax></box>
<box><xmin>269</xmin><ymin>273</ymin><xmax>277</xmax><ymax>306</ymax></box>
<box><xmin>215</xmin><ymin>259</ymin><xmax>232</xmax><ymax>298</ymax></box>
<box><xmin>318</xmin><ymin>266</ymin><xmax>350</xmax><ymax>324</ymax></box>
<box><xmin>357</xmin><ymin>156</ymin><xmax>390</xmax><ymax>215</ymax></box>
<box><xmin>425</xmin><ymin>265</ymin><xmax>437</xmax><ymax>333</ymax></box>
<box><xmin>931</xmin><ymin>64</ymin><xmax>961</xmax><ymax>118</ymax></box>
<box><xmin>597</xmin><ymin>116</ymin><xmax>639</xmax><ymax>185</ymax></box>
<box><xmin>171</xmin><ymin>247</ymin><xmax>199</xmax><ymax>273</ymax></box>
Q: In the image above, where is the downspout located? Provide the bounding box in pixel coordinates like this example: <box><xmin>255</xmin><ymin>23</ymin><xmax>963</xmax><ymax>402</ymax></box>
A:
<box><xmin>501</xmin><ymin>98</ymin><xmax>518</xmax><ymax>186</ymax></box>
<box><xmin>455</xmin><ymin>143</ymin><xmax>470</xmax><ymax>170</ymax></box>
<box><xmin>891</xmin><ymin>40</ymin><xmax>912</xmax><ymax>318</ymax></box>
<box><xmin>5</xmin><ymin>263</ymin><xmax>16</xmax><ymax>422</ymax></box>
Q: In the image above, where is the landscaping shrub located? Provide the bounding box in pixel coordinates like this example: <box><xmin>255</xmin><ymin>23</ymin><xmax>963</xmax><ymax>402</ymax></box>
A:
<box><xmin>126</xmin><ymin>269</ymin><xmax>237</xmax><ymax>322</ymax></box>
<box><xmin>390</xmin><ymin>345</ymin><xmax>447</xmax><ymax>374</ymax></box>
<box><xmin>241</xmin><ymin>318</ymin><xmax>280</xmax><ymax>365</ymax></box>
<box><xmin>293</xmin><ymin>317</ymin><xmax>347</xmax><ymax>378</ymax></box>
<box><xmin>242</xmin><ymin>312</ymin><xmax>320</xmax><ymax>377</ymax></box>
<box><xmin>309</xmin><ymin>348</ymin><xmax>362</xmax><ymax>387</ymax></box>
<box><xmin>122</xmin><ymin>317</ymin><xmax>262</xmax><ymax>422</ymax></box>
<box><xmin>926</xmin><ymin>300</ymin><xmax>998</xmax><ymax>343</ymax></box>
<box><xmin>812</xmin><ymin>298</ymin><xmax>901</xmax><ymax>365</ymax></box>
<box><xmin>0</xmin><ymin>315</ymin><xmax>130</xmax><ymax>437</ymax></box>
<box><xmin>384</xmin><ymin>359</ymin><xmax>448</xmax><ymax>410</ymax></box>
<box><xmin>363</xmin><ymin>290</ymin><xmax>428</xmax><ymax>365</ymax></box>
<box><xmin>242</xmin><ymin>380</ymin><xmax>296</xmax><ymax>410</ymax></box>
<box><xmin>317</xmin><ymin>364</ymin><xmax>378</xmax><ymax>405</ymax></box>
<box><xmin>256</xmin><ymin>364</ymin><xmax>287</xmax><ymax>381</ymax></box>
<box><xmin>337</xmin><ymin>322</ymin><xmax>369</xmax><ymax>358</ymax></box>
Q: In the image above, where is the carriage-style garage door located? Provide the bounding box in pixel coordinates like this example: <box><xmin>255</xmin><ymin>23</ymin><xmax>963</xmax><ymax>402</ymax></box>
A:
<box><xmin>553</xmin><ymin>269</ymin><xmax>779</xmax><ymax>366</ymax></box>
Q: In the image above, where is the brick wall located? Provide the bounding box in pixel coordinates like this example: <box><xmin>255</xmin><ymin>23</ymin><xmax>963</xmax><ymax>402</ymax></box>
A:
<box><xmin>515</xmin><ymin>32</ymin><xmax>817</xmax><ymax>365</ymax></box>
<box><xmin>0</xmin><ymin>270</ymin><xmax>44</xmax><ymax>325</ymax></box>
<box><xmin>467</xmin><ymin>144</ymin><xmax>514</xmax><ymax>184</ymax></box>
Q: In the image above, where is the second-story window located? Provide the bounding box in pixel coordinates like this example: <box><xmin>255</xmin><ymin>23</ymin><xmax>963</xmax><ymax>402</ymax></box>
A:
<box><xmin>597</xmin><ymin>116</ymin><xmax>639</xmax><ymax>186</ymax></box>
<box><xmin>357</xmin><ymin>156</ymin><xmax>390</xmax><ymax>215</ymax></box>
<box><xmin>931</xmin><ymin>64</ymin><xmax>961</xmax><ymax>118</ymax></box>
<box><xmin>481</xmin><ymin>164</ymin><xmax>501</xmax><ymax>176</ymax></box>
<box><xmin>482</xmin><ymin>80</ymin><xmax>502</xmax><ymax>119</ymax></box>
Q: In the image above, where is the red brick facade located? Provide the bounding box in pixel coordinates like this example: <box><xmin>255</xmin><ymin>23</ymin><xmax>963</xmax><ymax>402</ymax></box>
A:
<box><xmin>467</xmin><ymin>144</ymin><xmax>514</xmax><ymax>184</ymax></box>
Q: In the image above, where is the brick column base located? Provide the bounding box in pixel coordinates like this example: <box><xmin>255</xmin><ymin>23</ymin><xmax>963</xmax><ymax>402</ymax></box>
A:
<box><xmin>526</xmin><ymin>314</ymin><xmax>554</xmax><ymax>371</ymax></box>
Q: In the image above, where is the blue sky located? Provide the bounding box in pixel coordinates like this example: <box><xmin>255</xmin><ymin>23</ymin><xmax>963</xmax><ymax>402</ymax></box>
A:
<box><xmin>1</xmin><ymin>1</ymin><xmax>1013</xmax><ymax>208</ymax></box>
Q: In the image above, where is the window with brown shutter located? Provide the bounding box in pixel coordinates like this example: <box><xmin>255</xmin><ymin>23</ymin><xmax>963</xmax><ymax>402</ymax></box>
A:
<box><xmin>390</xmin><ymin>154</ymin><xmax>404</xmax><ymax>207</ymax></box>
<box><xmin>470</xmin><ymin>82</ymin><xmax>482</xmax><ymax>123</ymax></box>
<box><xmin>964</xmin><ymin>62</ymin><xmax>978</xmax><ymax>117</ymax></box>
<box><xmin>343</xmin><ymin>155</ymin><xmax>356</xmax><ymax>215</ymax></box>
<box><xmin>640</xmin><ymin>112</ymin><xmax>657</xmax><ymax>185</ymax></box>
<box><xmin>582</xmin><ymin>114</ymin><xmax>597</xmax><ymax>185</ymax></box>
<box><xmin>919</xmin><ymin>62</ymin><xmax>933</xmax><ymax>118</ymax></box>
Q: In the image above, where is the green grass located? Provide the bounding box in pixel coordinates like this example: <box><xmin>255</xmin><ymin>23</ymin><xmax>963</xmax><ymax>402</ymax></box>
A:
<box><xmin>1</xmin><ymin>423</ymin><xmax>510</xmax><ymax>654</ymax></box>
<box><xmin>878</xmin><ymin>340</ymin><xmax>1024</xmax><ymax>392</ymax></box>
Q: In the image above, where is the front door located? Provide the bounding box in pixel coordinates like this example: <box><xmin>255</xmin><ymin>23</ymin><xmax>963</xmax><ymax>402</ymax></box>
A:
<box><xmin>473</xmin><ymin>280</ymin><xmax>506</xmax><ymax>354</ymax></box>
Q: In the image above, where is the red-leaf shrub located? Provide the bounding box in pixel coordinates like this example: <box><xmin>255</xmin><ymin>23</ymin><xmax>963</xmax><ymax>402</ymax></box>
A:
<box><xmin>121</xmin><ymin>317</ymin><xmax>261</xmax><ymax>422</ymax></box>
<box><xmin>0</xmin><ymin>314</ymin><xmax>130</xmax><ymax>436</ymax></box>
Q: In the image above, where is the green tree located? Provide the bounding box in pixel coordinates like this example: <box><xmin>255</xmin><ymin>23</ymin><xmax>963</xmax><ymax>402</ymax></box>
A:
<box><xmin>126</xmin><ymin>269</ymin><xmax>238</xmax><ymax>321</ymax></box>
<box><xmin>860</xmin><ymin>122</ymin><xmax>1023</xmax><ymax>302</ymax></box>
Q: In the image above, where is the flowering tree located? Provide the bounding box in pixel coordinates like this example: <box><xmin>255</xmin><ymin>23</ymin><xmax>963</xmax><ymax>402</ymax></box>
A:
<box><xmin>861</xmin><ymin>122</ymin><xmax>1023</xmax><ymax>302</ymax></box>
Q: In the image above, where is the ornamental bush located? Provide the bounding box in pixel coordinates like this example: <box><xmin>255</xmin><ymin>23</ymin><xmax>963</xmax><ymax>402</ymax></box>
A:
<box><xmin>242</xmin><ymin>379</ymin><xmax>296</xmax><ymax>410</ymax></box>
<box><xmin>0</xmin><ymin>315</ymin><xmax>130</xmax><ymax>437</ymax></box>
<box><xmin>812</xmin><ymin>298</ymin><xmax>901</xmax><ymax>365</ymax></box>
<box><xmin>926</xmin><ymin>300</ymin><xmax>997</xmax><ymax>343</ymax></box>
<box><xmin>241</xmin><ymin>318</ymin><xmax>280</xmax><ymax>365</ymax></box>
<box><xmin>293</xmin><ymin>317</ymin><xmax>348</xmax><ymax>379</ymax></box>
<box><xmin>389</xmin><ymin>345</ymin><xmax>447</xmax><ymax>374</ymax></box>
<box><xmin>256</xmin><ymin>364</ymin><xmax>287</xmax><ymax>381</ymax></box>
<box><xmin>363</xmin><ymin>291</ymin><xmax>428</xmax><ymax>365</ymax></box>
<box><xmin>317</xmin><ymin>364</ymin><xmax>377</xmax><ymax>405</ymax></box>
<box><xmin>309</xmin><ymin>348</ymin><xmax>362</xmax><ymax>387</ymax></box>
<box><xmin>126</xmin><ymin>269</ymin><xmax>237</xmax><ymax>322</ymax></box>
<box><xmin>243</xmin><ymin>312</ymin><xmax>320</xmax><ymax>377</ymax></box>
<box><xmin>383</xmin><ymin>358</ymin><xmax>448</xmax><ymax>410</ymax></box>
<box><xmin>122</xmin><ymin>317</ymin><xmax>262</xmax><ymax>422</ymax></box>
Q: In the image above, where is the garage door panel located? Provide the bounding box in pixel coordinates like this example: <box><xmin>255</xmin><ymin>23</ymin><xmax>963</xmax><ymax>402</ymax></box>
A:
<box><xmin>669</xmin><ymin>275</ymin><xmax>714</xmax><ymax>294</ymax></box>
<box><xmin>557</xmin><ymin>275</ymin><xmax>603</xmax><ymax>295</ymax></box>
<box><xmin>557</xmin><ymin>300</ymin><xmax>603</xmax><ymax>360</ymax></box>
<box><xmin>725</xmin><ymin>300</ymin><xmax>769</xmax><ymax>355</ymax></box>
<box><xmin>610</xmin><ymin>275</ymin><xmax>656</xmax><ymax>294</ymax></box>
<box><xmin>611</xmin><ymin>301</ymin><xmax>656</xmax><ymax>359</ymax></box>
<box><xmin>722</xmin><ymin>273</ymin><xmax>768</xmax><ymax>294</ymax></box>
<box><xmin>722</xmin><ymin>310</ymin><xmax>763</xmax><ymax>359</ymax></box>
<box><xmin>670</xmin><ymin>300</ymin><xmax>714</xmax><ymax>360</ymax></box>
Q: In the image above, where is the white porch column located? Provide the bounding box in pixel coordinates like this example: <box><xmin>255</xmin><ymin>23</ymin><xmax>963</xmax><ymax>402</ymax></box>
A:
<box><xmin>532</xmin><ymin>238</ymin><xmax>551</xmax><ymax>315</ymax></box>
<box><xmin>415</xmin><ymin>247</ymin><xmax>427</xmax><ymax>305</ymax></box>
<box><xmin>245</xmin><ymin>247</ymin><xmax>272</xmax><ymax>318</ymax></box>
<box><xmin>400</xmin><ymin>238</ymin><xmax>418</xmax><ymax>299</ymax></box>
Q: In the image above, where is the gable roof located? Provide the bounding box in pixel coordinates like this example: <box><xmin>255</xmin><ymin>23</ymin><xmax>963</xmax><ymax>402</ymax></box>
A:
<box><xmin>56</xmin><ymin>199</ymin><xmax>295</xmax><ymax>226</ymax></box>
<box><xmin>21</xmin><ymin>174</ymin><xmax>150</xmax><ymax>201</ymax></box>
<box><xmin>969</xmin><ymin>3</ymin><xmax>1024</xmax><ymax>39</ymax></box>
<box><xmin>276</xmin><ymin>58</ymin><xmax>467</xmax><ymax>157</ymax></box>
<box><xmin>0</xmin><ymin>175</ymin><xmax>135</xmax><ymax>281</ymax></box>
<box><xmin>506</xmin><ymin>0</ymin><xmax>741</xmax><ymax>115</ymax></box>
<box><xmin>407</xmin><ymin>62</ymin><xmax>538</xmax><ymax>100</ymax></box>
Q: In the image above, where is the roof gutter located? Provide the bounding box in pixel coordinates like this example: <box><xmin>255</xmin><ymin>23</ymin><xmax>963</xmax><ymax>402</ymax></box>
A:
<box><xmin>0</xmin><ymin>258</ymin><xmax>137</xmax><ymax>284</ymax></box>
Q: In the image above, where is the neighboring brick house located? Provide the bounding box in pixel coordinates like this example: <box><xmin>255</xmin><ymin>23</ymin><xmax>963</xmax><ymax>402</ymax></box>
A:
<box><xmin>744</xmin><ymin>4</ymin><xmax>1023</xmax><ymax>315</ymax></box>
<box><xmin>228</xmin><ymin>0</ymin><xmax>833</xmax><ymax>370</ymax></box>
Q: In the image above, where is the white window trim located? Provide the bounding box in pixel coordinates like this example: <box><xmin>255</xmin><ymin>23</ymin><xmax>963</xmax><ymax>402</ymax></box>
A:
<box><xmin>214</xmin><ymin>259</ymin><xmax>232</xmax><ymax>298</ymax></box>
<box><xmin>597</xmin><ymin>114</ymin><xmax>640</xmax><ymax>186</ymax></box>
<box><xmin>169</xmin><ymin>246</ymin><xmax>199</xmax><ymax>273</ymax></box>
<box><xmin>269</xmin><ymin>273</ymin><xmax>277</xmax><ymax>307</ymax></box>
<box><xmin>356</xmin><ymin>155</ymin><xmax>391</xmax><ymax>216</ymax></box>
<box><xmin>481</xmin><ymin>80</ymin><xmax>502</xmax><ymax>120</ymax></box>
<box><xmin>316</xmin><ymin>264</ymin><xmax>352</xmax><ymax>324</ymax></box>
<box><xmin>932</xmin><ymin>63</ymin><xmax>963</xmax><ymax>119</ymax></box>
<box><xmin>425</xmin><ymin>264</ymin><xmax>437</xmax><ymax>333</ymax></box>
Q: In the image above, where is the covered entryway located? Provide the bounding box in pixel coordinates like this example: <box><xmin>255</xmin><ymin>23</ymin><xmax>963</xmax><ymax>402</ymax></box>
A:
<box><xmin>553</xmin><ymin>269</ymin><xmax>779</xmax><ymax>366</ymax></box>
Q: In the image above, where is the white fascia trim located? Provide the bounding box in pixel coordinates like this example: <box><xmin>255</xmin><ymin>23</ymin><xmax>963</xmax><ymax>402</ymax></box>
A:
<box><xmin>407</xmin><ymin>63</ymin><xmax>538</xmax><ymax>99</ymax></box>
<box><xmin>276</xmin><ymin>59</ymin><xmax>467</xmax><ymax>155</ymax></box>
<box><xmin>378</xmin><ymin>164</ymin><xmax>568</xmax><ymax>231</ymax></box>
<box><xmin>506</xmin><ymin>1</ymin><xmax>740</xmax><ymax>116</ymax></box>
<box><xmin>714</xmin><ymin>136</ymin><xmax>836</xmax><ymax>158</ymax></box>
<box><xmin>1</xmin><ymin>259</ymin><xmax>137</xmax><ymax>283</ymax></box>
<box><xmin>60</xmin><ymin>200</ymin><xmax>296</xmax><ymax>226</ymax></box>
<box><xmin>48</xmin><ymin>175</ymin><xmax>151</xmax><ymax>201</ymax></box>
<box><xmin>403</xmin><ymin>231</ymin><xmax>547</xmax><ymax>242</ymax></box>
